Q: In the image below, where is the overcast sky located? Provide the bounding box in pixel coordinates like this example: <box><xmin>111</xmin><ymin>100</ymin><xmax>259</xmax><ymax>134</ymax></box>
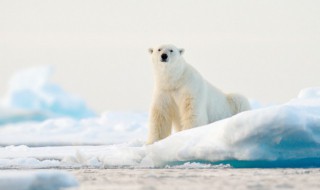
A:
<box><xmin>0</xmin><ymin>0</ymin><xmax>320</xmax><ymax>112</ymax></box>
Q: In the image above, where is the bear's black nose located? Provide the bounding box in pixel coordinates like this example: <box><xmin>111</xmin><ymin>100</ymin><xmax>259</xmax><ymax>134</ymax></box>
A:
<box><xmin>161</xmin><ymin>53</ymin><xmax>168</xmax><ymax>60</ymax></box>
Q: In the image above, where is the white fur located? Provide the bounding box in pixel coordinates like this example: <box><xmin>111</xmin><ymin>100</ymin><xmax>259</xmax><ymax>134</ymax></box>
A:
<box><xmin>147</xmin><ymin>44</ymin><xmax>250</xmax><ymax>144</ymax></box>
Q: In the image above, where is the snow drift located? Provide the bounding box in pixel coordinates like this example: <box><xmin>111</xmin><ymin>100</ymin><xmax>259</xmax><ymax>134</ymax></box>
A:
<box><xmin>0</xmin><ymin>112</ymin><xmax>147</xmax><ymax>146</ymax></box>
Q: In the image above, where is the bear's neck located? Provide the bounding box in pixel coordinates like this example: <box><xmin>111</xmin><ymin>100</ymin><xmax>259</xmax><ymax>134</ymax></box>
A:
<box><xmin>153</xmin><ymin>58</ymin><xmax>188</xmax><ymax>91</ymax></box>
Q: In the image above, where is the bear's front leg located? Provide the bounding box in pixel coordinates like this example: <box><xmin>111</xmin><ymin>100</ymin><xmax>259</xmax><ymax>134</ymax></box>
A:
<box><xmin>146</xmin><ymin>99</ymin><xmax>172</xmax><ymax>145</ymax></box>
<box><xmin>180</xmin><ymin>95</ymin><xmax>196</xmax><ymax>130</ymax></box>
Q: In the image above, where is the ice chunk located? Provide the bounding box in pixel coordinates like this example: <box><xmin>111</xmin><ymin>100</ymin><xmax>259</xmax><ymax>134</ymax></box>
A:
<box><xmin>0</xmin><ymin>66</ymin><xmax>95</xmax><ymax>124</ymax></box>
<box><xmin>0</xmin><ymin>170</ymin><xmax>78</xmax><ymax>190</ymax></box>
<box><xmin>0</xmin><ymin>106</ymin><xmax>48</xmax><ymax>125</ymax></box>
<box><xmin>298</xmin><ymin>87</ymin><xmax>320</xmax><ymax>99</ymax></box>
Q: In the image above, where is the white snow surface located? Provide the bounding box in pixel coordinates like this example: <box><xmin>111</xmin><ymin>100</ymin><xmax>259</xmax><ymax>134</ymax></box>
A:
<box><xmin>0</xmin><ymin>112</ymin><xmax>148</xmax><ymax>146</ymax></box>
<box><xmin>0</xmin><ymin>170</ymin><xmax>78</xmax><ymax>190</ymax></box>
<box><xmin>0</xmin><ymin>87</ymin><xmax>320</xmax><ymax>168</ymax></box>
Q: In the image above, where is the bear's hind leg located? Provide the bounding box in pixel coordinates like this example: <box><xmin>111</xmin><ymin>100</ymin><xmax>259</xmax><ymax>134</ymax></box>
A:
<box><xmin>227</xmin><ymin>93</ymin><xmax>251</xmax><ymax>114</ymax></box>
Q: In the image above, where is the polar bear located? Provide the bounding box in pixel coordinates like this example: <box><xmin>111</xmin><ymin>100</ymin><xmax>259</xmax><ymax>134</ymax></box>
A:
<box><xmin>146</xmin><ymin>44</ymin><xmax>251</xmax><ymax>144</ymax></box>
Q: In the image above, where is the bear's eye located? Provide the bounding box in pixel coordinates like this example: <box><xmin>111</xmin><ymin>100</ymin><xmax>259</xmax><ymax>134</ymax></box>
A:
<box><xmin>170</xmin><ymin>50</ymin><xmax>173</xmax><ymax>53</ymax></box>
<box><xmin>158</xmin><ymin>49</ymin><xmax>161</xmax><ymax>52</ymax></box>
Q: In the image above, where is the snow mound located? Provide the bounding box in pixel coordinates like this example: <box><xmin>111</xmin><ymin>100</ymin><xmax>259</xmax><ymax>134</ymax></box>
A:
<box><xmin>147</xmin><ymin>104</ymin><xmax>320</xmax><ymax>167</ymax></box>
<box><xmin>0</xmin><ymin>170</ymin><xmax>78</xmax><ymax>190</ymax></box>
<box><xmin>0</xmin><ymin>66</ymin><xmax>95</xmax><ymax>125</ymax></box>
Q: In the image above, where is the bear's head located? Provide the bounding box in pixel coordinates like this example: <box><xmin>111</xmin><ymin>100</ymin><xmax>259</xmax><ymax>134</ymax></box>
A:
<box><xmin>148</xmin><ymin>44</ymin><xmax>184</xmax><ymax>64</ymax></box>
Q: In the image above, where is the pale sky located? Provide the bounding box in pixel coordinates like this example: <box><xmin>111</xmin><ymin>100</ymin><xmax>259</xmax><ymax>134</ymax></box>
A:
<box><xmin>0</xmin><ymin>0</ymin><xmax>320</xmax><ymax>112</ymax></box>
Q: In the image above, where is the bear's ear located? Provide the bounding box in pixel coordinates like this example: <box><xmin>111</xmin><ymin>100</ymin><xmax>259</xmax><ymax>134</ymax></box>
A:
<box><xmin>179</xmin><ymin>48</ymin><xmax>185</xmax><ymax>55</ymax></box>
<box><xmin>148</xmin><ymin>48</ymin><xmax>153</xmax><ymax>54</ymax></box>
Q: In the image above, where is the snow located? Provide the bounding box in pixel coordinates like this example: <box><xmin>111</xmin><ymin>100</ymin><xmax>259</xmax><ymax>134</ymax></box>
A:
<box><xmin>164</xmin><ymin>162</ymin><xmax>231</xmax><ymax>169</ymax></box>
<box><xmin>1</xmin><ymin>67</ymin><xmax>320</xmax><ymax>168</ymax></box>
<box><xmin>0</xmin><ymin>112</ymin><xmax>147</xmax><ymax>146</ymax></box>
<box><xmin>0</xmin><ymin>170</ymin><xmax>78</xmax><ymax>190</ymax></box>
